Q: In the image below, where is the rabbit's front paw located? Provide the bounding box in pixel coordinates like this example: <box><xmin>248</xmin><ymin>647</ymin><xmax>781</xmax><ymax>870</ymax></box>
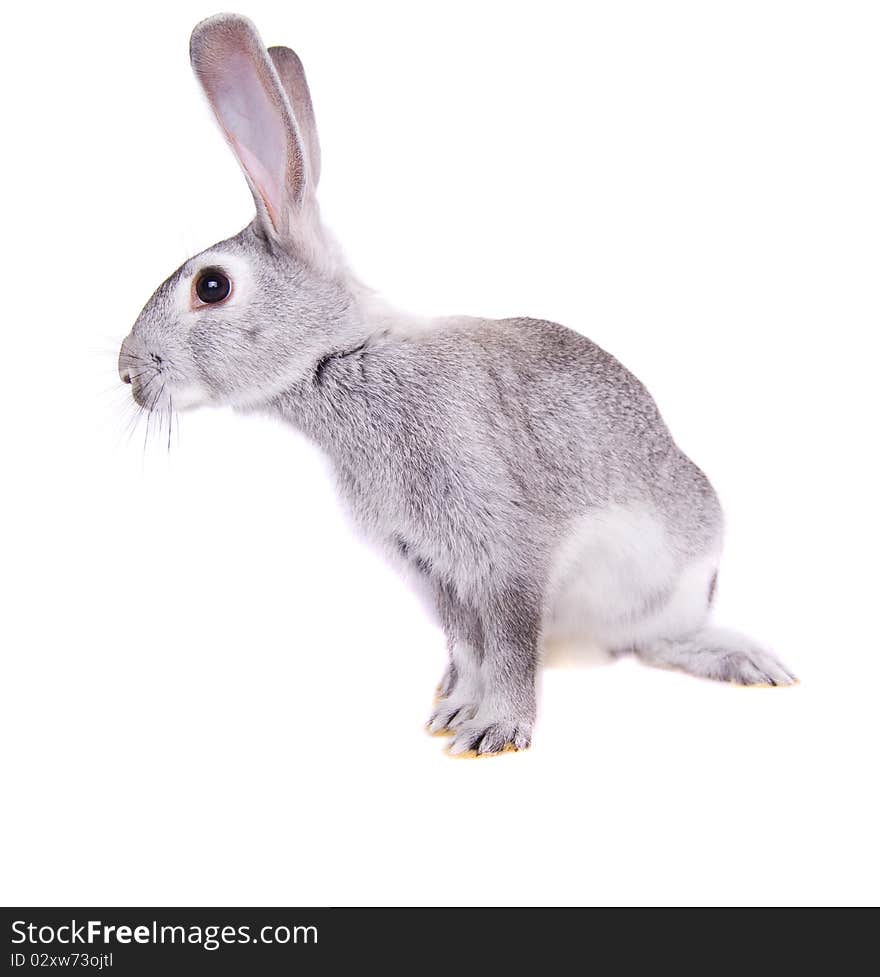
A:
<box><xmin>427</xmin><ymin>697</ymin><xmax>480</xmax><ymax>736</ymax></box>
<box><xmin>447</xmin><ymin>716</ymin><xmax>532</xmax><ymax>757</ymax></box>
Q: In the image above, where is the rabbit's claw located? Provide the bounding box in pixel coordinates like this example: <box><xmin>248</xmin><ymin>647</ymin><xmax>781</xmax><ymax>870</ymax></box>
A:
<box><xmin>446</xmin><ymin>717</ymin><xmax>532</xmax><ymax>757</ymax></box>
<box><xmin>426</xmin><ymin>698</ymin><xmax>479</xmax><ymax>736</ymax></box>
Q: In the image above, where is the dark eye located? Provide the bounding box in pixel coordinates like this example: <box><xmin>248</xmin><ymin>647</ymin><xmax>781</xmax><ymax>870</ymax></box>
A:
<box><xmin>195</xmin><ymin>268</ymin><xmax>231</xmax><ymax>304</ymax></box>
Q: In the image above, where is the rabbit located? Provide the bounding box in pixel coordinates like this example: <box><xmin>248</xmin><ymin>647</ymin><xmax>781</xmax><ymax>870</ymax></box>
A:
<box><xmin>118</xmin><ymin>14</ymin><xmax>796</xmax><ymax>757</ymax></box>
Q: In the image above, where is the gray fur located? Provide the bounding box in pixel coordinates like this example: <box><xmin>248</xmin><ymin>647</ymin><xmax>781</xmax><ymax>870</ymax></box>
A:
<box><xmin>119</xmin><ymin>15</ymin><xmax>795</xmax><ymax>757</ymax></box>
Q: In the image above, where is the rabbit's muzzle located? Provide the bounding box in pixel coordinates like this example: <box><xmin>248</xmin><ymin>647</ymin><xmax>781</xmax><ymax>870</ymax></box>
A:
<box><xmin>118</xmin><ymin>337</ymin><xmax>165</xmax><ymax>409</ymax></box>
<box><xmin>118</xmin><ymin>337</ymin><xmax>138</xmax><ymax>386</ymax></box>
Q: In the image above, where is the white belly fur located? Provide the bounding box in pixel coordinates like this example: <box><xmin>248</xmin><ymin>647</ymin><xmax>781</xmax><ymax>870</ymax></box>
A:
<box><xmin>542</xmin><ymin>503</ymin><xmax>721</xmax><ymax>657</ymax></box>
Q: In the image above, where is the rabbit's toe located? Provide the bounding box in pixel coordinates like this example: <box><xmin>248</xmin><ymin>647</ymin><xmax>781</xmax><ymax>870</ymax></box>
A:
<box><xmin>426</xmin><ymin>698</ymin><xmax>479</xmax><ymax>736</ymax></box>
<box><xmin>447</xmin><ymin>717</ymin><xmax>532</xmax><ymax>757</ymax></box>
<box><xmin>719</xmin><ymin>648</ymin><xmax>797</xmax><ymax>687</ymax></box>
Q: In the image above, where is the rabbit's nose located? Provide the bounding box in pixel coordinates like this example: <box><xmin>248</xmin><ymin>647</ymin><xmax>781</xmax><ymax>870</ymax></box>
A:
<box><xmin>118</xmin><ymin>340</ymin><xmax>136</xmax><ymax>384</ymax></box>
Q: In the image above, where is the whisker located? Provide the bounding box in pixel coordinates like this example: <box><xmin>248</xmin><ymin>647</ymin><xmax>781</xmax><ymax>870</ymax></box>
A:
<box><xmin>121</xmin><ymin>373</ymin><xmax>160</xmax><ymax>447</ymax></box>
<box><xmin>99</xmin><ymin>370</ymin><xmax>155</xmax><ymax>397</ymax></box>
<box><xmin>92</xmin><ymin>347</ymin><xmax>151</xmax><ymax>366</ymax></box>
<box><xmin>119</xmin><ymin>400</ymin><xmax>146</xmax><ymax>449</ymax></box>
<box><xmin>144</xmin><ymin>381</ymin><xmax>164</xmax><ymax>455</ymax></box>
<box><xmin>166</xmin><ymin>396</ymin><xmax>174</xmax><ymax>454</ymax></box>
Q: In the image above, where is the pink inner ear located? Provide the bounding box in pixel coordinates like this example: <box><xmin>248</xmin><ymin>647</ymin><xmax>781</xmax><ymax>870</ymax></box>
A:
<box><xmin>229</xmin><ymin>135</ymin><xmax>285</xmax><ymax>232</ymax></box>
<box><xmin>205</xmin><ymin>50</ymin><xmax>290</xmax><ymax>231</ymax></box>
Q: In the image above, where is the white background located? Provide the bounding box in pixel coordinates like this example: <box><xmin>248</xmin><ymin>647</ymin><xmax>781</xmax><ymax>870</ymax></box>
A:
<box><xmin>2</xmin><ymin>0</ymin><xmax>878</xmax><ymax>907</ymax></box>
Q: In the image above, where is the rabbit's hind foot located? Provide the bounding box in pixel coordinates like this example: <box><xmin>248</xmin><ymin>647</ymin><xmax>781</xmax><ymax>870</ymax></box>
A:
<box><xmin>634</xmin><ymin>626</ymin><xmax>797</xmax><ymax>687</ymax></box>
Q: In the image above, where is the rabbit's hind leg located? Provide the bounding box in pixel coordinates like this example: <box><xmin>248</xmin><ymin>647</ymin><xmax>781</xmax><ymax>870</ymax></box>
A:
<box><xmin>545</xmin><ymin>503</ymin><xmax>798</xmax><ymax>689</ymax></box>
<box><xmin>595</xmin><ymin>531</ymin><xmax>798</xmax><ymax>686</ymax></box>
<box><xmin>544</xmin><ymin>503</ymin><xmax>712</xmax><ymax>652</ymax></box>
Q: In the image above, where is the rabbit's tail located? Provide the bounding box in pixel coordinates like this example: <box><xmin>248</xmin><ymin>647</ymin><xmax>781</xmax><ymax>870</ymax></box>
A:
<box><xmin>633</xmin><ymin>626</ymin><xmax>797</xmax><ymax>686</ymax></box>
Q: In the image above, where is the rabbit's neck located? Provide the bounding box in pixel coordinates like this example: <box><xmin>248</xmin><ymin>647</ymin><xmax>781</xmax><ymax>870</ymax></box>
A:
<box><xmin>266</xmin><ymin>289</ymin><xmax>439</xmax><ymax>440</ymax></box>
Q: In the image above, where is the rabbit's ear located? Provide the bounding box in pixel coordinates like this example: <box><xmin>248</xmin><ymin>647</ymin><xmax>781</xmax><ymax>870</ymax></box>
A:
<box><xmin>190</xmin><ymin>15</ymin><xmax>307</xmax><ymax>242</ymax></box>
<box><xmin>268</xmin><ymin>47</ymin><xmax>321</xmax><ymax>188</ymax></box>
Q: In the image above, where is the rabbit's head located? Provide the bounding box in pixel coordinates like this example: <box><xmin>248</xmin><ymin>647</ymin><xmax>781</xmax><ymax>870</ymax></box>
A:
<box><xmin>118</xmin><ymin>14</ymin><xmax>356</xmax><ymax>412</ymax></box>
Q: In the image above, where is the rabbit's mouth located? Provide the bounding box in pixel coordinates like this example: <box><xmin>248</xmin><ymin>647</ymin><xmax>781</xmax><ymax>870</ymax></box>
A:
<box><xmin>121</xmin><ymin>352</ymin><xmax>169</xmax><ymax>411</ymax></box>
<box><xmin>130</xmin><ymin>373</ymin><xmax>165</xmax><ymax>410</ymax></box>
<box><xmin>129</xmin><ymin>370</ymin><xmax>211</xmax><ymax>413</ymax></box>
<box><xmin>118</xmin><ymin>342</ymin><xmax>164</xmax><ymax>408</ymax></box>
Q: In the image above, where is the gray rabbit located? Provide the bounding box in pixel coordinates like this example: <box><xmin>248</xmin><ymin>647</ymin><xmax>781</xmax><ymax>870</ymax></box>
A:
<box><xmin>118</xmin><ymin>14</ymin><xmax>795</xmax><ymax>757</ymax></box>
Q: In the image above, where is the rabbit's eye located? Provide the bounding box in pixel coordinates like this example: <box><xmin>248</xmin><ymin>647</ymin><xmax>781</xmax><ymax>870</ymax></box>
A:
<box><xmin>195</xmin><ymin>268</ymin><xmax>231</xmax><ymax>304</ymax></box>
